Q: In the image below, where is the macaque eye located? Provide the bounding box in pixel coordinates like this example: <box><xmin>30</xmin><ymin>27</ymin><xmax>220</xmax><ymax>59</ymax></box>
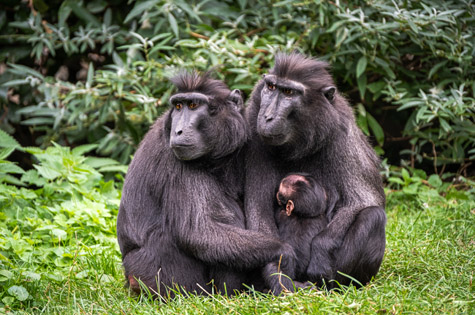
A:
<box><xmin>175</xmin><ymin>103</ymin><xmax>183</xmax><ymax>110</ymax></box>
<box><xmin>267</xmin><ymin>83</ymin><xmax>276</xmax><ymax>91</ymax></box>
<box><xmin>282</xmin><ymin>88</ymin><xmax>293</xmax><ymax>96</ymax></box>
<box><xmin>188</xmin><ymin>102</ymin><xmax>199</xmax><ymax>109</ymax></box>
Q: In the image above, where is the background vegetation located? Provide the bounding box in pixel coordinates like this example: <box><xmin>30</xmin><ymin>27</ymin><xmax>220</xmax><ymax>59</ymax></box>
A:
<box><xmin>1</xmin><ymin>0</ymin><xmax>473</xmax><ymax>172</ymax></box>
<box><xmin>0</xmin><ymin>0</ymin><xmax>473</xmax><ymax>313</ymax></box>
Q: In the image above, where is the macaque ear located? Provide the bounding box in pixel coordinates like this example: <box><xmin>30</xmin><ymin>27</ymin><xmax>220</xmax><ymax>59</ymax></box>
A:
<box><xmin>286</xmin><ymin>200</ymin><xmax>294</xmax><ymax>216</ymax></box>
<box><xmin>227</xmin><ymin>89</ymin><xmax>244</xmax><ymax>111</ymax></box>
<box><xmin>322</xmin><ymin>86</ymin><xmax>336</xmax><ymax>103</ymax></box>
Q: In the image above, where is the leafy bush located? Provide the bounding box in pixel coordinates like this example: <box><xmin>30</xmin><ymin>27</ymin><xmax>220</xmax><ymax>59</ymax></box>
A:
<box><xmin>0</xmin><ymin>0</ymin><xmax>473</xmax><ymax>170</ymax></box>
<box><xmin>0</xmin><ymin>130</ymin><xmax>125</xmax><ymax>309</ymax></box>
<box><xmin>384</xmin><ymin>164</ymin><xmax>474</xmax><ymax>207</ymax></box>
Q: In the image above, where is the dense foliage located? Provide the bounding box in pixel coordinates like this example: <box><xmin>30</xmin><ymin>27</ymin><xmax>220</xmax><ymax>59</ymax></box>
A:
<box><xmin>0</xmin><ymin>130</ymin><xmax>124</xmax><ymax>310</ymax></box>
<box><xmin>0</xmin><ymin>0</ymin><xmax>473</xmax><ymax>172</ymax></box>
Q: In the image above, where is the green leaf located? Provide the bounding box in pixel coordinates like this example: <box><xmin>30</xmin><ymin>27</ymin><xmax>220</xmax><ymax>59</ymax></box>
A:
<box><xmin>428</xmin><ymin>60</ymin><xmax>448</xmax><ymax>79</ymax></box>
<box><xmin>356</xmin><ymin>104</ymin><xmax>369</xmax><ymax>136</ymax></box>
<box><xmin>15</xmin><ymin>105</ymin><xmax>41</xmax><ymax>115</ymax></box>
<box><xmin>402</xmin><ymin>183</ymin><xmax>419</xmax><ymax>195</ymax></box>
<box><xmin>100</xmin><ymin>180</ymin><xmax>116</xmax><ymax>196</ymax></box>
<box><xmin>58</xmin><ymin>0</ymin><xmax>72</xmax><ymax>25</ymax></box>
<box><xmin>21</xmin><ymin>169</ymin><xmax>46</xmax><ymax>186</ymax></box>
<box><xmin>237</xmin><ymin>0</ymin><xmax>247</xmax><ymax>10</ymax></box>
<box><xmin>397</xmin><ymin>100</ymin><xmax>422</xmax><ymax>111</ymax></box>
<box><xmin>103</xmin><ymin>7</ymin><xmax>112</xmax><ymax>25</ymax></box>
<box><xmin>98</xmin><ymin>165</ymin><xmax>128</xmax><ymax>173</ymax></box>
<box><xmin>8</xmin><ymin>285</ymin><xmax>29</xmax><ymax>301</ymax></box>
<box><xmin>99</xmin><ymin>274</ymin><xmax>114</xmax><ymax>283</ymax></box>
<box><xmin>367</xmin><ymin>81</ymin><xmax>386</xmax><ymax>94</ymax></box>
<box><xmin>23</xmin><ymin>146</ymin><xmax>43</xmax><ymax>155</ymax></box>
<box><xmin>446</xmin><ymin>189</ymin><xmax>470</xmax><ymax>200</ymax></box>
<box><xmin>76</xmin><ymin>270</ymin><xmax>89</xmax><ymax>279</ymax></box>
<box><xmin>407</xmin><ymin>20</ymin><xmax>419</xmax><ymax>33</ymax></box>
<box><xmin>125</xmin><ymin>0</ymin><xmax>157</xmax><ymax>23</ymax></box>
<box><xmin>415</xmin><ymin>106</ymin><xmax>428</xmax><ymax>123</ymax></box>
<box><xmin>150</xmin><ymin>33</ymin><xmax>173</xmax><ymax>42</ymax></box>
<box><xmin>72</xmin><ymin>144</ymin><xmax>98</xmax><ymax>156</ymax></box>
<box><xmin>2</xmin><ymin>296</ymin><xmax>14</xmax><ymax>305</ymax></box>
<box><xmin>388</xmin><ymin>177</ymin><xmax>404</xmax><ymax>185</ymax></box>
<box><xmin>357</xmin><ymin>73</ymin><xmax>367</xmax><ymax>100</ymax></box>
<box><xmin>427</xmin><ymin>174</ymin><xmax>443</xmax><ymax>188</ymax></box>
<box><xmin>51</xmin><ymin>229</ymin><xmax>67</xmax><ymax>240</ymax></box>
<box><xmin>86</xmin><ymin>62</ymin><xmax>94</xmax><ymax>88</ymax></box>
<box><xmin>2</xmin><ymin>79</ymin><xmax>30</xmax><ymax>87</ymax></box>
<box><xmin>401</xmin><ymin>168</ymin><xmax>410</xmax><ymax>183</ymax></box>
<box><xmin>335</xmin><ymin>28</ymin><xmax>348</xmax><ymax>48</ymax></box>
<box><xmin>87</xmin><ymin>0</ymin><xmax>108</xmax><ymax>14</ymax></box>
<box><xmin>7</xmin><ymin>63</ymin><xmax>44</xmax><ymax>80</ymax></box>
<box><xmin>33</xmin><ymin>165</ymin><xmax>61</xmax><ymax>180</ymax></box>
<box><xmin>319</xmin><ymin>5</ymin><xmax>324</xmax><ymax>26</ymax></box>
<box><xmin>45</xmin><ymin>273</ymin><xmax>63</xmax><ymax>282</ymax></box>
<box><xmin>374</xmin><ymin>57</ymin><xmax>395</xmax><ymax>79</ymax></box>
<box><xmin>0</xmin><ymin>270</ymin><xmax>14</xmax><ymax>282</ymax></box>
<box><xmin>0</xmin><ymin>162</ymin><xmax>25</xmax><ymax>175</ymax></box>
<box><xmin>327</xmin><ymin>20</ymin><xmax>346</xmax><ymax>33</ymax></box>
<box><xmin>0</xmin><ymin>148</ymin><xmax>15</xmax><ymax>160</ymax></box>
<box><xmin>412</xmin><ymin>169</ymin><xmax>427</xmax><ymax>180</ymax></box>
<box><xmin>168</xmin><ymin>13</ymin><xmax>179</xmax><ymax>38</ymax></box>
<box><xmin>356</xmin><ymin>56</ymin><xmax>367</xmax><ymax>78</ymax></box>
<box><xmin>21</xmin><ymin>117</ymin><xmax>55</xmax><ymax>126</ymax></box>
<box><xmin>112</xmin><ymin>52</ymin><xmax>124</xmax><ymax>67</ymax></box>
<box><xmin>0</xmin><ymin>130</ymin><xmax>21</xmax><ymax>149</ymax></box>
<box><xmin>439</xmin><ymin>117</ymin><xmax>452</xmax><ymax>133</ymax></box>
<box><xmin>367</xmin><ymin>112</ymin><xmax>384</xmax><ymax>146</ymax></box>
<box><xmin>23</xmin><ymin>271</ymin><xmax>41</xmax><ymax>281</ymax></box>
<box><xmin>175</xmin><ymin>0</ymin><xmax>201</xmax><ymax>22</ymax></box>
<box><xmin>84</xmin><ymin>157</ymin><xmax>118</xmax><ymax>168</ymax></box>
<box><xmin>0</xmin><ymin>174</ymin><xmax>24</xmax><ymax>186</ymax></box>
<box><xmin>64</xmin><ymin>0</ymin><xmax>100</xmax><ymax>27</ymax></box>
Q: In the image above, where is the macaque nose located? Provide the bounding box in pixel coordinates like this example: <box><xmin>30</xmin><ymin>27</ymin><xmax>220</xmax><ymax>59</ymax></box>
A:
<box><xmin>264</xmin><ymin>97</ymin><xmax>278</xmax><ymax>122</ymax></box>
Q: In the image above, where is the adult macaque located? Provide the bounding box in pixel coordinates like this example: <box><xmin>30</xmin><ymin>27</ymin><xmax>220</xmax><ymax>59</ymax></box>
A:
<box><xmin>245</xmin><ymin>53</ymin><xmax>386</xmax><ymax>290</ymax></box>
<box><xmin>117</xmin><ymin>72</ymin><xmax>296</xmax><ymax>297</ymax></box>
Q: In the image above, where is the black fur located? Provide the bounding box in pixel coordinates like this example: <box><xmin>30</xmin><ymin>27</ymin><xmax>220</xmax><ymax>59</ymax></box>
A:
<box><xmin>245</xmin><ymin>53</ymin><xmax>386</xmax><ymax>290</ymax></box>
<box><xmin>273</xmin><ymin>173</ymin><xmax>335</xmax><ymax>285</ymax></box>
<box><xmin>117</xmin><ymin>72</ymin><xmax>295</xmax><ymax>298</ymax></box>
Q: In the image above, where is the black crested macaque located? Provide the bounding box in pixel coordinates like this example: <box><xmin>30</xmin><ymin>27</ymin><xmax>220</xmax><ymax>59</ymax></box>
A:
<box><xmin>273</xmin><ymin>173</ymin><xmax>337</xmax><ymax>286</ymax></box>
<box><xmin>245</xmin><ymin>52</ymin><xmax>386</xmax><ymax>292</ymax></box>
<box><xmin>117</xmin><ymin>72</ymin><xmax>296</xmax><ymax>298</ymax></box>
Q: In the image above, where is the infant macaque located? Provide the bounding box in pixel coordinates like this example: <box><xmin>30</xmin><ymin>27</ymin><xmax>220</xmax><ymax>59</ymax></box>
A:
<box><xmin>275</xmin><ymin>172</ymin><xmax>336</xmax><ymax>284</ymax></box>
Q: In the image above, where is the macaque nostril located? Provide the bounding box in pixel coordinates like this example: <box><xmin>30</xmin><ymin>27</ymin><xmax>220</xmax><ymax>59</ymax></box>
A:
<box><xmin>176</xmin><ymin>130</ymin><xmax>183</xmax><ymax>136</ymax></box>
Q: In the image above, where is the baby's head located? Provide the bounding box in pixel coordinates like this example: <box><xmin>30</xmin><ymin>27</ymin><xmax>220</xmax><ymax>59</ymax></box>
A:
<box><xmin>276</xmin><ymin>173</ymin><xmax>327</xmax><ymax>217</ymax></box>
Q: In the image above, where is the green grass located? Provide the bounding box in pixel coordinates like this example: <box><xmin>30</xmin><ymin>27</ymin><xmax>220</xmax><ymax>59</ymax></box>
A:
<box><xmin>0</xmin><ymin>143</ymin><xmax>473</xmax><ymax>314</ymax></box>
<box><xmin>3</xmin><ymin>189</ymin><xmax>473</xmax><ymax>314</ymax></box>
